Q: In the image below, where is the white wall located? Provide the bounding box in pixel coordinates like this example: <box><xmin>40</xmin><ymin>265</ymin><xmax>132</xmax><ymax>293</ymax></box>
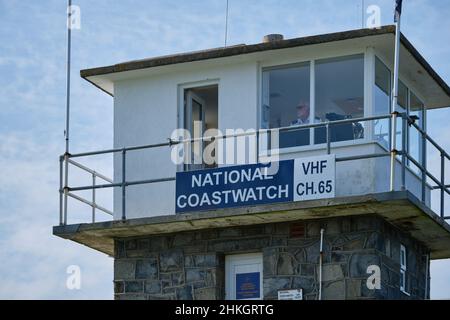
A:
<box><xmin>112</xmin><ymin>48</ymin><xmax>431</xmax><ymax>220</ymax></box>
<box><xmin>113</xmin><ymin>61</ymin><xmax>258</xmax><ymax>219</ymax></box>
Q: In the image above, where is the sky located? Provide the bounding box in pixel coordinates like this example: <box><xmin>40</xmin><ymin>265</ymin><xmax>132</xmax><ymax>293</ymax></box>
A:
<box><xmin>0</xmin><ymin>0</ymin><xmax>449</xmax><ymax>299</ymax></box>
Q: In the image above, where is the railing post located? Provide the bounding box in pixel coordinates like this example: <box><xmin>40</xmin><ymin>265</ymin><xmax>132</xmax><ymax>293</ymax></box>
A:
<box><xmin>63</xmin><ymin>153</ymin><xmax>69</xmax><ymax>225</ymax></box>
<box><xmin>390</xmin><ymin>112</ymin><xmax>398</xmax><ymax>192</ymax></box>
<box><xmin>121</xmin><ymin>149</ymin><xmax>127</xmax><ymax>221</ymax></box>
<box><xmin>421</xmin><ymin>131</ymin><xmax>427</xmax><ymax>203</ymax></box>
<box><xmin>59</xmin><ymin>156</ymin><xmax>64</xmax><ymax>226</ymax></box>
<box><xmin>326</xmin><ymin>122</ymin><xmax>331</xmax><ymax>155</ymax></box>
<box><xmin>441</xmin><ymin>153</ymin><xmax>445</xmax><ymax>218</ymax></box>
<box><xmin>92</xmin><ymin>173</ymin><xmax>96</xmax><ymax>223</ymax></box>
<box><xmin>401</xmin><ymin>114</ymin><xmax>407</xmax><ymax>191</ymax></box>
<box><xmin>256</xmin><ymin>130</ymin><xmax>260</xmax><ymax>164</ymax></box>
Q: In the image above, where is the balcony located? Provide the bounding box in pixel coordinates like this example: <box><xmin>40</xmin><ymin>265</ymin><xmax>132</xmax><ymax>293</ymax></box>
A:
<box><xmin>54</xmin><ymin>113</ymin><xmax>450</xmax><ymax>257</ymax></box>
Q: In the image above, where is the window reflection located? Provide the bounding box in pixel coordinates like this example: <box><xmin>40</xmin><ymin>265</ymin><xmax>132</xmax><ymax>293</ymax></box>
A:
<box><xmin>394</xmin><ymin>80</ymin><xmax>409</xmax><ymax>152</ymax></box>
<box><xmin>315</xmin><ymin>55</ymin><xmax>365</xmax><ymax>144</ymax></box>
<box><xmin>261</xmin><ymin>63</ymin><xmax>311</xmax><ymax>148</ymax></box>
<box><xmin>261</xmin><ymin>54</ymin><xmax>367</xmax><ymax>149</ymax></box>
<box><xmin>374</xmin><ymin>57</ymin><xmax>391</xmax><ymax>149</ymax></box>
<box><xmin>409</xmin><ymin>92</ymin><xmax>424</xmax><ymax>173</ymax></box>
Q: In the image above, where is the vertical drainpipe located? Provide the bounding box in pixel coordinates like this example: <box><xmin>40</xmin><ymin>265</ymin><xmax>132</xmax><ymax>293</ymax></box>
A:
<box><xmin>318</xmin><ymin>228</ymin><xmax>325</xmax><ymax>300</ymax></box>
<box><xmin>424</xmin><ymin>253</ymin><xmax>430</xmax><ymax>300</ymax></box>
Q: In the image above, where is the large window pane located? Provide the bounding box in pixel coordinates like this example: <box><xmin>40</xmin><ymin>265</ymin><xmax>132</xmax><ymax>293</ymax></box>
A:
<box><xmin>409</xmin><ymin>92</ymin><xmax>424</xmax><ymax>173</ymax></box>
<box><xmin>397</xmin><ymin>80</ymin><xmax>408</xmax><ymax>111</ymax></box>
<box><xmin>374</xmin><ymin>57</ymin><xmax>391</xmax><ymax>148</ymax></box>
<box><xmin>315</xmin><ymin>54</ymin><xmax>365</xmax><ymax>144</ymax></box>
<box><xmin>395</xmin><ymin>80</ymin><xmax>408</xmax><ymax>151</ymax></box>
<box><xmin>261</xmin><ymin>63</ymin><xmax>310</xmax><ymax>148</ymax></box>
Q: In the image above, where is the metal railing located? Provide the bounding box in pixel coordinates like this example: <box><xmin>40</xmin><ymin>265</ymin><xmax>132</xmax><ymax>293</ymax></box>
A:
<box><xmin>59</xmin><ymin>113</ymin><xmax>450</xmax><ymax>225</ymax></box>
<box><xmin>59</xmin><ymin>156</ymin><xmax>114</xmax><ymax>225</ymax></box>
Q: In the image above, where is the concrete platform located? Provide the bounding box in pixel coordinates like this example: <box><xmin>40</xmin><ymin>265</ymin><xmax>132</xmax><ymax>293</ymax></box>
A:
<box><xmin>53</xmin><ymin>191</ymin><xmax>450</xmax><ymax>259</ymax></box>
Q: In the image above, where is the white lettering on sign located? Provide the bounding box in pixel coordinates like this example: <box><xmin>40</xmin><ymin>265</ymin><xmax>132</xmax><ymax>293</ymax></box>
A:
<box><xmin>278</xmin><ymin>289</ymin><xmax>303</xmax><ymax>300</ymax></box>
<box><xmin>293</xmin><ymin>155</ymin><xmax>335</xmax><ymax>202</ymax></box>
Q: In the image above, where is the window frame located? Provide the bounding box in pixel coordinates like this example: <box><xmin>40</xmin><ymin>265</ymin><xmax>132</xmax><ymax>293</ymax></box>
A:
<box><xmin>400</xmin><ymin>244</ymin><xmax>409</xmax><ymax>295</ymax></box>
<box><xmin>373</xmin><ymin>53</ymin><xmax>428</xmax><ymax>179</ymax></box>
<box><xmin>259</xmin><ymin>51</ymin><xmax>368</xmax><ymax>155</ymax></box>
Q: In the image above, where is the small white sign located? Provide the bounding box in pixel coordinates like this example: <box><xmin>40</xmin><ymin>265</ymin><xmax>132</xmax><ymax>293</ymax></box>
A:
<box><xmin>293</xmin><ymin>154</ymin><xmax>336</xmax><ymax>202</ymax></box>
<box><xmin>278</xmin><ymin>289</ymin><xmax>303</xmax><ymax>300</ymax></box>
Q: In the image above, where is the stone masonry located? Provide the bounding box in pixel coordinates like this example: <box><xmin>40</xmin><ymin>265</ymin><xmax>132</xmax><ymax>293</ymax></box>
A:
<box><xmin>113</xmin><ymin>214</ymin><xmax>430</xmax><ymax>300</ymax></box>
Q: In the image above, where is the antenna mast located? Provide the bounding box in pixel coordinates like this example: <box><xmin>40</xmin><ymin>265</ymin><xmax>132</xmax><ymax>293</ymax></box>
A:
<box><xmin>65</xmin><ymin>0</ymin><xmax>72</xmax><ymax>154</ymax></box>
<box><xmin>224</xmin><ymin>0</ymin><xmax>229</xmax><ymax>47</ymax></box>
<box><xmin>361</xmin><ymin>0</ymin><xmax>365</xmax><ymax>28</ymax></box>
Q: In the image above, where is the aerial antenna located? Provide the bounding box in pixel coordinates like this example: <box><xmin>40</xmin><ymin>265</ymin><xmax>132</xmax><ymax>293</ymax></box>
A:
<box><xmin>361</xmin><ymin>0</ymin><xmax>365</xmax><ymax>28</ymax></box>
<box><xmin>65</xmin><ymin>0</ymin><xmax>72</xmax><ymax>155</ymax></box>
<box><xmin>224</xmin><ymin>0</ymin><xmax>229</xmax><ymax>47</ymax></box>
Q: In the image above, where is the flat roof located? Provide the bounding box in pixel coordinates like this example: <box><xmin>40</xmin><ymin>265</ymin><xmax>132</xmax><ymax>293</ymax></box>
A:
<box><xmin>54</xmin><ymin>191</ymin><xmax>450</xmax><ymax>259</ymax></box>
<box><xmin>80</xmin><ymin>25</ymin><xmax>450</xmax><ymax>109</ymax></box>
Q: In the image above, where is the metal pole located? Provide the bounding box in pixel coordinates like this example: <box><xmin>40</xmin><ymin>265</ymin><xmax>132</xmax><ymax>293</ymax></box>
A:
<box><xmin>390</xmin><ymin>112</ymin><xmax>398</xmax><ymax>192</ymax></box>
<box><xmin>401</xmin><ymin>115</ymin><xmax>407</xmax><ymax>190</ymax></box>
<box><xmin>63</xmin><ymin>153</ymin><xmax>69</xmax><ymax>225</ymax></box>
<box><xmin>390</xmin><ymin>15</ymin><xmax>401</xmax><ymax>192</ymax></box>
<box><xmin>224</xmin><ymin>0</ymin><xmax>229</xmax><ymax>47</ymax></box>
<box><xmin>65</xmin><ymin>0</ymin><xmax>72</xmax><ymax>155</ymax></box>
<box><xmin>256</xmin><ymin>130</ymin><xmax>260</xmax><ymax>164</ymax></box>
<box><xmin>121</xmin><ymin>149</ymin><xmax>127</xmax><ymax>221</ymax></box>
<box><xmin>422</xmin><ymin>131</ymin><xmax>427</xmax><ymax>203</ymax></box>
<box><xmin>424</xmin><ymin>253</ymin><xmax>430</xmax><ymax>300</ymax></box>
<box><xmin>361</xmin><ymin>0</ymin><xmax>365</xmax><ymax>29</ymax></box>
<box><xmin>441</xmin><ymin>153</ymin><xmax>445</xmax><ymax>218</ymax></box>
<box><xmin>59</xmin><ymin>156</ymin><xmax>64</xmax><ymax>225</ymax></box>
<box><xmin>63</xmin><ymin>0</ymin><xmax>72</xmax><ymax>226</ymax></box>
<box><xmin>392</xmin><ymin>17</ymin><xmax>401</xmax><ymax>113</ymax></box>
<box><xmin>326</xmin><ymin>123</ymin><xmax>331</xmax><ymax>155</ymax></box>
<box><xmin>92</xmin><ymin>173</ymin><xmax>96</xmax><ymax>223</ymax></box>
<box><xmin>318</xmin><ymin>229</ymin><xmax>325</xmax><ymax>300</ymax></box>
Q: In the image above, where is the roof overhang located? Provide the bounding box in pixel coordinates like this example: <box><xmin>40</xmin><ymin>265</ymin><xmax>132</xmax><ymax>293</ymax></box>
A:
<box><xmin>80</xmin><ymin>25</ymin><xmax>450</xmax><ymax>109</ymax></box>
<box><xmin>53</xmin><ymin>191</ymin><xmax>450</xmax><ymax>259</ymax></box>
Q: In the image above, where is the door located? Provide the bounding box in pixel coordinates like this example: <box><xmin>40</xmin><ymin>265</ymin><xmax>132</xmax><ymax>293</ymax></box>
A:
<box><xmin>185</xmin><ymin>90</ymin><xmax>206</xmax><ymax>171</ymax></box>
<box><xmin>225</xmin><ymin>253</ymin><xmax>263</xmax><ymax>300</ymax></box>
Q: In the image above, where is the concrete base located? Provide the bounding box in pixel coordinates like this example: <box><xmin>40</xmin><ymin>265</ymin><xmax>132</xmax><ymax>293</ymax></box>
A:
<box><xmin>113</xmin><ymin>215</ymin><xmax>429</xmax><ymax>300</ymax></box>
<box><xmin>54</xmin><ymin>192</ymin><xmax>450</xmax><ymax>259</ymax></box>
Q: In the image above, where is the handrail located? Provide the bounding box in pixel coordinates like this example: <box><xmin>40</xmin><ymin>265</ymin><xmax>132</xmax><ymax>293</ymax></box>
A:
<box><xmin>67</xmin><ymin>192</ymin><xmax>113</xmax><ymax>216</ymax></box>
<box><xmin>59</xmin><ymin>113</ymin><xmax>450</xmax><ymax>225</ymax></box>
<box><xmin>68</xmin><ymin>159</ymin><xmax>113</xmax><ymax>183</ymax></box>
<box><xmin>62</xmin><ymin>158</ymin><xmax>114</xmax><ymax>223</ymax></box>
<box><xmin>410</xmin><ymin>120</ymin><xmax>450</xmax><ymax>161</ymax></box>
<box><xmin>67</xmin><ymin>114</ymin><xmax>392</xmax><ymax>159</ymax></box>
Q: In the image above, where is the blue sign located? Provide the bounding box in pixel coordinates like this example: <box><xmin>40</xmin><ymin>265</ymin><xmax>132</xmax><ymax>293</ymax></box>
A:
<box><xmin>236</xmin><ymin>272</ymin><xmax>260</xmax><ymax>300</ymax></box>
<box><xmin>175</xmin><ymin>155</ymin><xmax>335</xmax><ymax>214</ymax></box>
<box><xmin>176</xmin><ymin>161</ymin><xmax>293</xmax><ymax>213</ymax></box>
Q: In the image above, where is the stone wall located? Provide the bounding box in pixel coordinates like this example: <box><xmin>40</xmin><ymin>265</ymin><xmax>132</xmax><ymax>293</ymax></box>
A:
<box><xmin>113</xmin><ymin>215</ymin><xmax>430</xmax><ymax>300</ymax></box>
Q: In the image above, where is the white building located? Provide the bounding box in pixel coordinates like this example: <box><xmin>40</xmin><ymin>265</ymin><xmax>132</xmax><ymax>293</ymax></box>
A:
<box><xmin>55</xmin><ymin>26</ymin><xmax>450</xmax><ymax>300</ymax></box>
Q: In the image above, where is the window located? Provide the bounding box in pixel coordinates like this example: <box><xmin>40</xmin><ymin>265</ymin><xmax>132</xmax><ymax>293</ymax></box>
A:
<box><xmin>261</xmin><ymin>54</ymin><xmax>365</xmax><ymax>149</ymax></box>
<box><xmin>315</xmin><ymin>54</ymin><xmax>365</xmax><ymax>144</ymax></box>
<box><xmin>374</xmin><ymin>57</ymin><xmax>391</xmax><ymax>148</ymax></box>
<box><xmin>400</xmin><ymin>244</ymin><xmax>408</xmax><ymax>293</ymax></box>
<box><xmin>396</xmin><ymin>81</ymin><xmax>408</xmax><ymax>111</ymax></box>
<box><xmin>409</xmin><ymin>92</ymin><xmax>424</xmax><ymax>173</ymax></box>
<box><xmin>395</xmin><ymin>80</ymin><xmax>409</xmax><ymax>152</ymax></box>
<box><xmin>261</xmin><ymin>63</ymin><xmax>310</xmax><ymax>148</ymax></box>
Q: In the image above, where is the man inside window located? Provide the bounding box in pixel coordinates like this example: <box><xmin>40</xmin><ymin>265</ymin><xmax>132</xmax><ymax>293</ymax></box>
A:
<box><xmin>291</xmin><ymin>101</ymin><xmax>320</xmax><ymax>126</ymax></box>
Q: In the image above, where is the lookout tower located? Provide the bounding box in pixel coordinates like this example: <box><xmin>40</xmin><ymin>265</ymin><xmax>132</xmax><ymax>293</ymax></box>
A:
<box><xmin>54</xmin><ymin>26</ymin><xmax>450</xmax><ymax>300</ymax></box>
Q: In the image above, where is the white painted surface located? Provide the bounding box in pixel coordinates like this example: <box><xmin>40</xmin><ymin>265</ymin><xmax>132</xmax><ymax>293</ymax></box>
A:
<box><xmin>225</xmin><ymin>253</ymin><xmax>263</xmax><ymax>301</ymax></box>
<box><xmin>112</xmin><ymin>45</ymin><xmax>431</xmax><ymax>220</ymax></box>
<box><xmin>113</xmin><ymin>61</ymin><xmax>258</xmax><ymax>219</ymax></box>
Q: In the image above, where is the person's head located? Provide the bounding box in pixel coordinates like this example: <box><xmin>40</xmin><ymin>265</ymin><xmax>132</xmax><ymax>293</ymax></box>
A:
<box><xmin>296</xmin><ymin>101</ymin><xmax>310</xmax><ymax>121</ymax></box>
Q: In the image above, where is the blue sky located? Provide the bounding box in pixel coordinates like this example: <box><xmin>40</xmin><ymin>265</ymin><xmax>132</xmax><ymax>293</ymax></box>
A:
<box><xmin>0</xmin><ymin>0</ymin><xmax>449</xmax><ymax>299</ymax></box>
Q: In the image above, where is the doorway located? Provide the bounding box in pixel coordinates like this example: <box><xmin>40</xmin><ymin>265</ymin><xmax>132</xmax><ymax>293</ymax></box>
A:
<box><xmin>225</xmin><ymin>253</ymin><xmax>263</xmax><ymax>300</ymax></box>
<box><xmin>183</xmin><ymin>85</ymin><xmax>218</xmax><ymax>171</ymax></box>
